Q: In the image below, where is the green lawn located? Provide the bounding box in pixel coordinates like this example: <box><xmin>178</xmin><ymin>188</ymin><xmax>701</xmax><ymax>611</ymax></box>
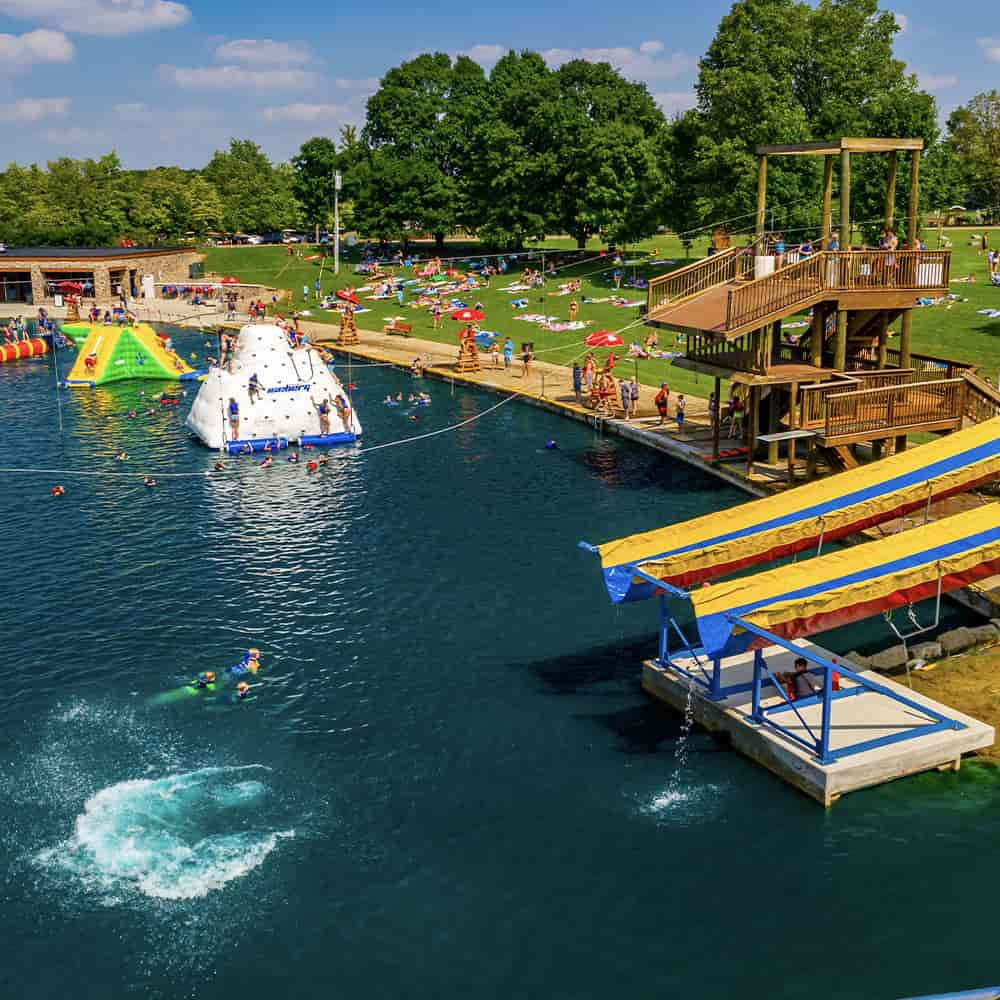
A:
<box><xmin>200</xmin><ymin>228</ymin><xmax>1000</xmax><ymax>399</ymax></box>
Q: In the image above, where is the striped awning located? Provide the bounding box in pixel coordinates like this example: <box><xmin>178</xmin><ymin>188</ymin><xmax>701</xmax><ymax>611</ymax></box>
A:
<box><xmin>596</xmin><ymin>417</ymin><xmax>1000</xmax><ymax>603</ymax></box>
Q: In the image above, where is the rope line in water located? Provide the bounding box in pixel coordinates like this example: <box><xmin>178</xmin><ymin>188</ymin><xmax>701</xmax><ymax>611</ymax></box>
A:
<box><xmin>0</xmin><ymin>391</ymin><xmax>521</xmax><ymax>481</ymax></box>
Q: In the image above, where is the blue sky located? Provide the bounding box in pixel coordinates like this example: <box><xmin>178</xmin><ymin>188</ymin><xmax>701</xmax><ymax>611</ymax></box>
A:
<box><xmin>0</xmin><ymin>0</ymin><xmax>995</xmax><ymax>169</ymax></box>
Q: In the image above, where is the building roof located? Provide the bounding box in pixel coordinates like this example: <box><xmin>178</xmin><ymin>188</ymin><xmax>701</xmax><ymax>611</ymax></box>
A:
<box><xmin>756</xmin><ymin>137</ymin><xmax>924</xmax><ymax>156</ymax></box>
<box><xmin>0</xmin><ymin>246</ymin><xmax>189</xmax><ymax>260</ymax></box>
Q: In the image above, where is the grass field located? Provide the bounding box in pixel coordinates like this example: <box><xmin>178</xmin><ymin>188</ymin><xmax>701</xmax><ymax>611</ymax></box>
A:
<box><xmin>201</xmin><ymin>229</ymin><xmax>1000</xmax><ymax>399</ymax></box>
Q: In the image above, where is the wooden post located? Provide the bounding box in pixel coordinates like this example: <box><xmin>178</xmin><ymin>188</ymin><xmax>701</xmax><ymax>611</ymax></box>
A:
<box><xmin>896</xmin><ymin>149</ymin><xmax>920</xmax><ymax>454</ymax></box>
<box><xmin>756</xmin><ymin>155</ymin><xmax>768</xmax><ymax>239</ymax></box>
<box><xmin>839</xmin><ymin>148</ymin><xmax>851</xmax><ymax>250</ymax></box>
<box><xmin>712</xmin><ymin>375</ymin><xmax>721</xmax><ymax>463</ymax></box>
<box><xmin>787</xmin><ymin>382</ymin><xmax>800</xmax><ymax>485</ymax></box>
<box><xmin>809</xmin><ymin>304</ymin><xmax>824</xmax><ymax>368</ymax></box>
<box><xmin>746</xmin><ymin>384</ymin><xmax>759</xmax><ymax>478</ymax></box>
<box><xmin>885</xmin><ymin>150</ymin><xmax>898</xmax><ymax>232</ymax></box>
<box><xmin>834</xmin><ymin>310</ymin><xmax>847</xmax><ymax>372</ymax></box>
<box><xmin>876</xmin><ymin>310</ymin><xmax>889</xmax><ymax>368</ymax></box>
<box><xmin>821</xmin><ymin>155</ymin><xmax>834</xmax><ymax>248</ymax></box>
<box><xmin>767</xmin><ymin>385</ymin><xmax>779</xmax><ymax>465</ymax></box>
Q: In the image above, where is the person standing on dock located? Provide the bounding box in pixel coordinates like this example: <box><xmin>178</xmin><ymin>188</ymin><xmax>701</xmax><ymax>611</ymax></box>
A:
<box><xmin>629</xmin><ymin>377</ymin><xmax>640</xmax><ymax>419</ymax></box>
<box><xmin>228</xmin><ymin>398</ymin><xmax>240</xmax><ymax>440</ymax></box>
<box><xmin>655</xmin><ymin>383</ymin><xmax>670</xmax><ymax>425</ymax></box>
<box><xmin>620</xmin><ymin>378</ymin><xmax>631</xmax><ymax>420</ymax></box>
<box><xmin>675</xmin><ymin>394</ymin><xmax>686</xmax><ymax>433</ymax></box>
<box><xmin>503</xmin><ymin>337</ymin><xmax>514</xmax><ymax>372</ymax></box>
<box><xmin>572</xmin><ymin>362</ymin><xmax>582</xmax><ymax>404</ymax></box>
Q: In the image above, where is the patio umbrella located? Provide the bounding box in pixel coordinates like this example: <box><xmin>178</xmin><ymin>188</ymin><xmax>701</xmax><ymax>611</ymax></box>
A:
<box><xmin>221</xmin><ymin>276</ymin><xmax>240</xmax><ymax>284</ymax></box>
<box><xmin>450</xmin><ymin>308</ymin><xmax>485</xmax><ymax>322</ymax></box>
<box><xmin>57</xmin><ymin>281</ymin><xmax>84</xmax><ymax>294</ymax></box>
<box><xmin>336</xmin><ymin>290</ymin><xmax>361</xmax><ymax>306</ymax></box>
<box><xmin>585</xmin><ymin>330</ymin><xmax>624</xmax><ymax>348</ymax></box>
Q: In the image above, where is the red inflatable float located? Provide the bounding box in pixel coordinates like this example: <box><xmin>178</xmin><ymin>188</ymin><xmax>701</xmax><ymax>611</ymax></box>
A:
<box><xmin>0</xmin><ymin>338</ymin><xmax>48</xmax><ymax>363</ymax></box>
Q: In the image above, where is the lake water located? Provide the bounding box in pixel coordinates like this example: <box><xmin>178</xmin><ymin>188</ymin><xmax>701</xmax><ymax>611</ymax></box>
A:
<box><xmin>0</xmin><ymin>328</ymin><xmax>996</xmax><ymax>1000</ymax></box>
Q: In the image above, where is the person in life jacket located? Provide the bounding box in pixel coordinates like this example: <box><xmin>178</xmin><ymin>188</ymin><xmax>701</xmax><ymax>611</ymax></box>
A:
<box><xmin>192</xmin><ymin>671</ymin><xmax>216</xmax><ymax>690</ymax></box>
<box><xmin>776</xmin><ymin>656</ymin><xmax>820</xmax><ymax>700</ymax></box>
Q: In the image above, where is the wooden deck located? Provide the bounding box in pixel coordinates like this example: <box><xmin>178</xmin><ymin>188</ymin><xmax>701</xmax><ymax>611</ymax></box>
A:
<box><xmin>642</xmin><ymin>644</ymin><xmax>994</xmax><ymax>806</ymax></box>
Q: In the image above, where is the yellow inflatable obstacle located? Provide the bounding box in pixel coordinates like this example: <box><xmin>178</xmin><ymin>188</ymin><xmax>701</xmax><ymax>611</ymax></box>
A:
<box><xmin>61</xmin><ymin>322</ymin><xmax>205</xmax><ymax>387</ymax></box>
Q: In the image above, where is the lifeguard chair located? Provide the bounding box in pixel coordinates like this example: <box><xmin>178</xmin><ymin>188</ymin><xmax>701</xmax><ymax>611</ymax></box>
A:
<box><xmin>454</xmin><ymin>326</ymin><xmax>480</xmax><ymax>373</ymax></box>
<box><xmin>337</xmin><ymin>305</ymin><xmax>359</xmax><ymax>346</ymax></box>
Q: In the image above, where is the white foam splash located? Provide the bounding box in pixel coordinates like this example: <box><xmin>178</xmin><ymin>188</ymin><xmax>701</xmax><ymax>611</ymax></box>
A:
<box><xmin>35</xmin><ymin>766</ymin><xmax>293</xmax><ymax>901</ymax></box>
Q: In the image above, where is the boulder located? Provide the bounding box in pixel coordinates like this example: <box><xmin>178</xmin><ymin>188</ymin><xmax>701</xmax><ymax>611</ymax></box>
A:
<box><xmin>938</xmin><ymin>627</ymin><xmax>976</xmax><ymax>655</ymax></box>
<box><xmin>968</xmin><ymin>623</ymin><xmax>1000</xmax><ymax>645</ymax></box>
<box><xmin>869</xmin><ymin>645</ymin><xmax>909</xmax><ymax>670</ymax></box>
<box><xmin>909</xmin><ymin>641</ymin><xmax>942</xmax><ymax>662</ymax></box>
<box><xmin>842</xmin><ymin>651</ymin><xmax>871</xmax><ymax>669</ymax></box>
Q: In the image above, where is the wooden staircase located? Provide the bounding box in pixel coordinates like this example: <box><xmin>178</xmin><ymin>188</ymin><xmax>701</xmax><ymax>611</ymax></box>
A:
<box><xmin>961</xmin><ymin>370</ymin><xmax>1000</xmax><ymax>423</ymax></box>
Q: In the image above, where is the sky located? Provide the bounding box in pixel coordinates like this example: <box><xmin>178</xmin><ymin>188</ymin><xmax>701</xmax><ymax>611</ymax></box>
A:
<box><xmin>0</xmin><ymin>0</ymin><xmax>995</xmax><ymax>169</ymax></box>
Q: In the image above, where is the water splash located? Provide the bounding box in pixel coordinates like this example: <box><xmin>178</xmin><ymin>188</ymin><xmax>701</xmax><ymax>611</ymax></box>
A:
<box><xmin>35</xmin><ymin>766</ymin><xmax>294</xmax><ymax>901</ymax></box>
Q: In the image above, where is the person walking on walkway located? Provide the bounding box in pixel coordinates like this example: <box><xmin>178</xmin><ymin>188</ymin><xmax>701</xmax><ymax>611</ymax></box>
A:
<box><xmin>655</xmin><ymin>383</ymin><xmax>670</xmax><ymax>425</ymax></box>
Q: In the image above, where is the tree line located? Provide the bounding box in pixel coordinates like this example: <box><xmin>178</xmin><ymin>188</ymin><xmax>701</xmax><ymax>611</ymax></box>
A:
<box><xmin>2</xmin><ymin>0</ymin><xmax>998</xmax><ymax>249</ymax></box>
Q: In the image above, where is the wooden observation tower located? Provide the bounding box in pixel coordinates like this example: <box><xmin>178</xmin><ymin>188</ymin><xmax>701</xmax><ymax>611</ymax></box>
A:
<box><xmin>645</xmin><ymin>137</ymin><xmax>1000</xmax><ymax>478</ymax></box>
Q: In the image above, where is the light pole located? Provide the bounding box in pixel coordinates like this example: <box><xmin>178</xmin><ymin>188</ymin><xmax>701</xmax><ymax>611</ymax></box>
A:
<box><xmin>334</xmin><ymin>170</ymin><xmax>342</xmax><ymax>275</ymax></box>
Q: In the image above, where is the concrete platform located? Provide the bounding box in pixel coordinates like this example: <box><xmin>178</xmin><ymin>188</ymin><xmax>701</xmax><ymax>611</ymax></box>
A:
<box><xmin>642</xmin><ymin>641</ymin><xmax>994</xmax><ymax>806</ymax></box>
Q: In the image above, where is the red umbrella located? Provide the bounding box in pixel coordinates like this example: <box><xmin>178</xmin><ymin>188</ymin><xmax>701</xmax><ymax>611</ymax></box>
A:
<box><xmin>451</xmin><ymin>308</ymin><xmax>485</xmax><ymax>322</ymax></box>
<box><xmin>221</xmin><ymin>276</ymin><xmax>240</xmax><ymax>284</ymax></box>
<box><xmin>446</xmin><ymin>269</ymin><xmax>462</xmax><ymax>277</ymax></box>
<box><xmin>57</xmin><ymin>280</ymin><xmax>84</xmax><ymax>294</ymax></box>
<box><xmin>586</xmin><ymin>330</ymin><xmax>624</xmax><ymax>348</ymax></box>
<box><xmin>336</xmin><ymin>289</ymin><xmax>361</xmax><ymax>306</ymax></box>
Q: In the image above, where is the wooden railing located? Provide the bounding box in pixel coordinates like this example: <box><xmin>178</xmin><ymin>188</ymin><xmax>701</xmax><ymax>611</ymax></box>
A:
<box><xmin>825</xmin><ymin>250</ymin><xmax>951</xmax><ymax>291</ymax></box>
<box><xmin>824</xmin><ymin>378</ymin><xmax>966</xmax><ymax>442</ymax></box>
<box><xmin>686</xmin><ymin>331</ymin><xmax>762</xmax><ymax>373</ymax></box>
<box><xmin>727</xmin><ymin>253</ymin><xmax>824</xmax><ymax>332</ymax></box>
<box><xmin>646</xmin><ymin>244</ymin><xmax>756</xmax><ymax>314</ymax></box>
<box><xmin>961</xmin><ymin>371</ymin><xmax>1000</xmax><ymax>424</ymax></box>
<box><xmin>799</xmin><ymin>377</ymin><xmax>860</xmax><ymax>428</ymax></box>
<box><xmin>722</xmin><ymin>249</ymin><xmax>952</xmax><ymax>334</ymax></box>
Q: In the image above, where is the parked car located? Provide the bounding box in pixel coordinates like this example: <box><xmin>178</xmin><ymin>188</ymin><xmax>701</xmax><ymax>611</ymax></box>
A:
<box><xmin>246</xmin><ymin>235</ymin><xmax>263</xmax><ymax>245</ymax></box>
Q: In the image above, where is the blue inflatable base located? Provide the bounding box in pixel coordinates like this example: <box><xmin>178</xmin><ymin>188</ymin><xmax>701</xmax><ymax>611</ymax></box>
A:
<box><xmin>299</xmin><ymin>433</ymin><xmax>357</xmax><ymax>447</ymax></box>
<box><xmin>226</xmin><ymin>437</ymin><xmax>289</xmax><ymax>454</ymax></box>
<box><xmin>180</xmin><ymin>369</ymin><xmax>208</xmax><ymax>381</ymax></box>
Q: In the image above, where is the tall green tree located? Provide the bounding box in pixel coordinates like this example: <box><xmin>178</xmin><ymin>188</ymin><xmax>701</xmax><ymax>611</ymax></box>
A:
<box><xmin>945</xmin><ymin>91</ymin><xmax>1000</xmax><ymax>212</ymax></box>
<box><xmin>671</xmin><ymin>0</ymin><xmax>938</xmax><ymax>242</ymax></box>
<box><xmin>292</xmin><ymin>136</ymin><xmax>339</xmax><ymax>229</ymax></box>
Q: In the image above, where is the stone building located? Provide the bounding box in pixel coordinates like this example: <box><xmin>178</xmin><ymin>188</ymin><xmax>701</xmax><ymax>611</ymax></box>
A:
<box><xmin>0</xmin><ymin>246</ymin><xmax>203</xmax><ymax>305</ymax></box>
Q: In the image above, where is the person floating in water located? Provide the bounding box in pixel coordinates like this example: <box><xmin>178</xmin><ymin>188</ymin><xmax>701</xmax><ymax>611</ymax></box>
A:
<box><xmin>115</xmin><ymin>451</ymin><xmax>127</xmax><ymax>461</ymax></box>
<box><xmin>260</xmin><ymin>456</ymin><xmax>273</xmax><ymax>469</ymax></box>
<box><xmin>144</xmin><ymin>477</ymin><xmax>156</xmax><ymax>488</ymax></box>
<box><xmin>287</xmin><ymin>451</ymin><xmax>300</xmax><ymax>464</ymax></box>
<box><xmin>192</xmin><ymin>670</ymin><xmax>216</xmax><ymax>690</ymax></box>
<box><xmin>236</xmin><ymin>681</ymin><xmax>250</xmax><ymax>700</ymax></box>
<box><xmin>227</xmin><ymin>650</ymin><xmax>261</xmax><ymax>678</ymax></box>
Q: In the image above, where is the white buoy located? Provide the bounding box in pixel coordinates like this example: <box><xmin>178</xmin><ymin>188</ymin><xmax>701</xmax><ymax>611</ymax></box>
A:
<box><xmin>185</xmin><ymin>324</ymin><xmax>362</xmax><ymax>451</ymax></box>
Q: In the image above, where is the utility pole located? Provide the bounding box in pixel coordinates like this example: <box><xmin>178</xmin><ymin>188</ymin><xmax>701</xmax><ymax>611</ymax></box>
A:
<box><xmin>334</xmin><ymin>170</ymin><xmax>342</xmax><ymax>275</ymax></box>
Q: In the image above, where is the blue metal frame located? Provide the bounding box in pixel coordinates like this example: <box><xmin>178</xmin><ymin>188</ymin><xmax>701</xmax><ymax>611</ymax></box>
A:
<box><xmin>735</xmin><ymin>617</ymin><xmax>964</xmax><ymax>764</ymax></box>
<box><xmin>578</xmin><ymin>540</ymin><xmax>968</xmax><ymax>767</ymax></box>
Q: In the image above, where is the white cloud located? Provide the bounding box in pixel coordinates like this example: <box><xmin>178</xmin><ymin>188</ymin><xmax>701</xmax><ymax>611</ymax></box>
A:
<box><xmin>113</xmin><ymin>101</ymin><xmax>149</xmax><ymax>122</ymax></box>
<box><xmin>654</xmin><ymin>90</ymin><xmax>698</xmax><ymax>115</ymax></box>
<box><xmin>261</xmin><ymin>103</ymin><xmax>348</xmax><ymax>123</ymax></box>
<box><xmin>978</xmin><ymin>37</ymin><xmax>1000</xmax><ymax>62</ymax></box>
<box><xmin>214</xmin><ymin>38</ymin><xmax>312</xmax><ymax>66</ymax></box>
<box><xmin>0</xmin><ymin>0</ymin><xmax>190</xmax><ymax>36</ymax></box>
<box><xmin>891</xmin><ymin>11</ymin><xmax>908</xmax><ymax>32</ymax></box>
<box><xmin>0</xmin><ymin>96</ymin><xmax>70</xmax><ymax>123</ymax></box>
<box><xmin>461</xmin><ymin>43</ymin><xmax>505</xmax><ymax>68</ymax></box>
<box><xmin>539</xmin><ymin>44</ymin><xmax>697</xmax><ymax>81</ymax></box>
<box><xmin>160</xmin><ymin>64</ymin><xmax>317</xmax><ymax>92</ymax></box>
<box><xmin>334</xmin><ymin>77</ymin><xmax>380</xmax><ymax>92</ymax></box>
<box><xmin>0</xmin><ymin>28</ymin><xmax>73</xmax><ymax>69</ymax></box>
<box><xmin>639</xmin><ymin>40</ymin><xmax>665</xmax><ymax>55</ymax></box>
<box><xmin>917</xmin><ymin>71</ymin><xmax>958</xmax><ymax>91</ymax></box>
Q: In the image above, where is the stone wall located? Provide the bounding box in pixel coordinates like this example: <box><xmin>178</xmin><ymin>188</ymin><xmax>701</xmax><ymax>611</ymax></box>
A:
<box><xmin>12</xmin><ymin>250</ymin><xmax>203</xmax><ymax>305</ymax></box>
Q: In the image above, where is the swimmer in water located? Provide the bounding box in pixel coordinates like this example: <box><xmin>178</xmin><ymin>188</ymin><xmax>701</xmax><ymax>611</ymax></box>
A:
<box><xmin>318</xmin><ymin>454</ymin><xmax>329</xmax><ymax>466</ymax></box>
<box><xmin>128</xmin><ymin>410</ymin><xmax>137</xmax><ymax>419</ymax></box>
<box><xmin>236</xmin><ymin>681</ymin><xmax>250</xmax><ymax>700</ymax></box>
<box><xmin>144</xmin><ymin>477</ymin><xmax>156</xmax><ymax>488</ymax></box>
<box><xmin>384</xmin><ymin>395</ymin><xmax>393</xmax><ymax>404</ymax></box>
<box><xmin>260</xmin><ymin>456</ymin><xmax>273</xmax><ymax>469</ymax></box>
<box><xmin>395</xmin><ymin>392</ymin><xmax>403</xmax><ymax>402</ymax></box>
<box><xmin>192</xmin><ymin>670</ymin><xmax>216</xmax><ymax>690</ymax></box>
<box><xmin>214</xmin><ymin>460</ymin><xmax>226</xmax><ymax>471</ymax></box>
<box><xmin>287</xmin><ymin>452</ymin><xmax>300</xmax><ymax>464</ymax></box>
<box><xmin>115</xmin><ymin>451</ymin><xmax>127</xmax><ymax>461</ymax></box>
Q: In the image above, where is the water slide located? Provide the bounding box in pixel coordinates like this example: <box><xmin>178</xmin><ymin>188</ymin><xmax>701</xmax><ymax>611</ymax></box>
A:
<box><xmin>62</xmin><ymin>322</ymin><xmax>201</xmax><ymax>386</ymax></box>
<box><xmin>593</xmin><ymin>417</ymin><xmax>1000</xmax><ymax>602</ymax></box>
<box><xmin>690</xmin><ymin>504</ymin><xmax>1000</xmax><ymax>660</ymax></box>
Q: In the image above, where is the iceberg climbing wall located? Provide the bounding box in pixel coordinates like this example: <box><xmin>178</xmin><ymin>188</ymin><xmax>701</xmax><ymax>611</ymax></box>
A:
<box><xmin>186</xmin><ymin>323</ymin><xmax>362</xmax><ymax>451</ymax></box>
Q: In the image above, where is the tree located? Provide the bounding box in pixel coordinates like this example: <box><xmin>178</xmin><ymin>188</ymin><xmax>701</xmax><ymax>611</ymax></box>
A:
<box><xmin>202</xmin><ymin>139</ymin><xmax>300</xmax><ymax>233</ymax></box>
<box><xmin>292</xmin><ymin>136</ymin><xmax>339</xmax><ymax>229</ymax></box>
<box><xmin>945</xmin><ymin>91</ymin><xmax>1000</xmax><ymax>213</ymax></box>
<box><xmin>361</xmin><ymin>52</ymin><xmax>488</xmax><ymax>247</ymax></box>
<box><xmin>670</xmin><ymin>0</ymin><xmax>939</xmax><ymax>242</ymax></box>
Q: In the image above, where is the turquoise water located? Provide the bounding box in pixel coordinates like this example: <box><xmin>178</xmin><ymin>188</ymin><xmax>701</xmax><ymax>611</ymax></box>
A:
<box><xmin>1</xmin><ymin>329</ymin><xmax>998</xmax><ymax>999</ymax></box>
